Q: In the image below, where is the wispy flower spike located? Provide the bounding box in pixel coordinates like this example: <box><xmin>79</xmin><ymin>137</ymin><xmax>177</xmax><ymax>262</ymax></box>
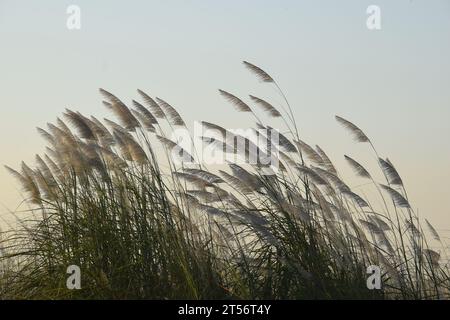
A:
<box><xmin>345</xmin><ymin>155</ymin><xmax>371</xmax><ymax>179</ymax></box>
<box><xmin>315</xmin><ymin>145</ymin><xmax>337</xmax><ymax>175</ymax></box>
<box><xmin>100</xmin><ymin>88</ymin><xmax>140</xmax><ymax>130</ymax></box>
<box><xmin>381</xmin><ymin>184</ymin><xmax>410</xmax><ymax>208</ymax></box>
<box><xmin>64</xmin><ymin>109</ymin><xmax>95</xmax><ymax>140</ymax></box>
<box><xmin>219</xmin><ymin>90</ymin><xmax>252</xmax><ymax>112</ymax></box>
<box><xmin>243</xmin><ymin>61</ymin><xmax>274</xmax><ymax>83</ymax></box>
<box><xmin>156</xmin><ymin>97</ymin><xmax>185</xmax><ymax>127</ymax></box>
<box><xmin>379</xmin><ymin>158</ymin><xmax>403</xmax><ymax>186</ymax></box>
<box><xmin>335</xmin><ymin>115</ymin><xmax>370</xmax><ymax>143</ymax></box>
<box><xmin>249</xmin><ymin>95</ymin><xmax>281</xmax><ymax>117</ymax></box>
<box><xmin>425</xmin><ymin>219</ymin><xmax>440</xmax><ymax>241</ymax></box>
<box><xmin>137</xmin><ymin>89</ymin><xmax>165</xmax><ymax>118</ymax></box>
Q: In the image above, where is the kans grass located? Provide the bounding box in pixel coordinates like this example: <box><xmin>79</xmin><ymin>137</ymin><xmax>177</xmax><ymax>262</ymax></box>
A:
<box><xmin>0</xmin><ymin>62</ymin><xmax>449</xmax><ymax>299</ymax></box>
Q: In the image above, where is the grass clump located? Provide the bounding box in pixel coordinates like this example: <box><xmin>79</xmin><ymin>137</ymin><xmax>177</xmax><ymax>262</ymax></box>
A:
<box><xmin>0</xmin><ymin>61</ymin><xmax>448</xmax><ymax>299</ymax></box>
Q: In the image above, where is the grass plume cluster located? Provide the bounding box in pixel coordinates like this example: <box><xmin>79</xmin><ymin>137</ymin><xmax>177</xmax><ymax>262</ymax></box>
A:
<box><xmin>0</xmin><ymin>61</ymin><xmax>448</xmax><ymax>299</ymax></box>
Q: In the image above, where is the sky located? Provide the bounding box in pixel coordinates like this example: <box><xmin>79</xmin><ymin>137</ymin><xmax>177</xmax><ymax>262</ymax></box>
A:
<box><xmin>0</xmin><ymin>0</ymin><xmax>449</xmax><ymax>233</ymax></box>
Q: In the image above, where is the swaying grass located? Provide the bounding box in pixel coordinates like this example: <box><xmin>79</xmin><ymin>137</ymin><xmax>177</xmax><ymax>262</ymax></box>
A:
<box><xmin>0</xmin><ymin>61</ymin><xmax>449</xmax><ymax>299</ymax></box>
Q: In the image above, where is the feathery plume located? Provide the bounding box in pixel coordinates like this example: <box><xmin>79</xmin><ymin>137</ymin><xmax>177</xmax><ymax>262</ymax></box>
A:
<box><xmin>312</xmin><ymin>166</ymin><xmax>350</xmax><ymax>193</ymax></box>
<box><xmin>44</xmin><ymin>154</ymin><xmax>62</xmax><ymax>179</ymax></box>
<box><xmin>120</xmin><ymin>132</ymin><xmax>148</xmax><ymax>164</ymax></box>
<box><xmin>219</xmin><ymin>90</ymin><xmax>252</xmax><ymax>112</ymax></box>
<box><xmin>35</xmin><ymin>155</ymin><xmax>57</xmax><ymax>188</ymax></box>
<box><xmin>56</xmin><ymin>118</ymin><xmax>75</xmax><ymax>137</ymax></box>
<box><xmin>137</xmin><ymin>89</ymin><xmax>165</xmax><ymax>118</ymax></box>
<box><xmin>229</xmin><ymin>163</ymin><xmax>263</xmax><ymax>190</ymax></box>
<box><xmin>243</xmin><ymin>61</ymin><xmax>274</xmax><ymax>83</ymax></box>
<box><xmin>201</xmin><ymin>121</ymin><xmax>228</xmax><ymax>138</ymax></box>
<box><xmin>295</xmin><ymin>139</ymin><xmax>323</xmax><ymax>164</ymax></box>
<box><xmin>343</xmin><ymin>191</ymin><xmax>369</xmax><ymax>207</ymax></box>
<box><xmin>156</xmin><ymin>97</ymin><xmax>185</xmax><ymax>127</ymax></box>
<box><xmin>249</xmin><ymin>95</ymin><xmax>281</xmax><ymax>117</ymax></box>
<box><xmin>103</xmin><ymin>118</ymin><xmax>128</xmax><ymax>134</ymax></box>
<box><xmin>335</xmin><ymin>116</ymin><xmax>370</xmax><ymax>143</ymax></box>
<box><xmin>381</xmin><ymin>185</ymin><xmax>410</xmax><ymax>208</ymax></box>
<box><xmin>267</xmin><ymin>127</ymin><xmax>297</xmax><ymax>153</ymax></box>
<box><xmin>112</xmin><ymin>131</ymin><xmax>133</xmax><ymax>161</ymax></box>
<box><xmin>297</xmin><ymin>165</ymin><xmax>329</xmax><ymax>186</ymax></box>
<box><xmin>90</xmin><ymin>116</ymin><xmax>115</xmax><ymax>146</ymax></box>
<box><xmin>368</xmin><ymin>214</ymin><xmax>391</xmax><ymax>231</ymax></box>
<box><xmin>132</xmin><ymin>100</ymin><xmax>158</xmax><ymax>124</ymax></box>
<box><xmin>379</xmin><ymin>158</ymin><xmax>403</xmax><ymax>186</ymax></box>
<box><xmin>156</xmin><ymin>135</ymin><xmax>194</xmax><ymax>163</ymax></box>
<box><xmin>100</xmin><ymin>88</ymin><xmax>140</xmax><ymax>130</ymax></box>
<box><xmin>5</xmin><ymin>164</ymin><xmax>41</xmax><ymax>204</ymax></box>
<box><xmin>37</xmin><ymin>127</ymin><xmax>55</xmax><ymax>146</ymax></box>
<box><xmin>174</xmin><ymin>172</ymin><xmax>210</xmax><ymax>189</ymax></box>
<box><xmin>345</xmin><ymin>155</ymin><xmax>371</xmax><ymax>179</ymax></box>
<box><xmin>64</xmin><ymin>109</ymin><xmax>95</xmax><ymax>140</ymax></box>
<box><xmin>183</xmin><ymin>168</ymin><xmax>223</xmax><ymax>184</ymax></box>
<box><xmin>425</xmin><ymin>219</ymin><xmax>440</xmax><ymax>241</ymax></box>
<box><xmin>315</xmin><ymin>145</ymin><xmax>337</xmax><ymax>175</ymax></box>
<box><xmin>219</xmin><ymin>170</ymin><xmax>253</xmax><ymax>195</ymax></box>
<box><xmin>131</xmin><ymin>109</ymin><xmax>156</xmax><ymax>132</ymax></box>
<box><xmin>279</xmin><ymin>150</ymin><xmax>296</xmax><ymax>168</ymax></box>
<box><xmin>359</xmin><ymin>219</ymin><xmax>383</xmax><ymax>234</ymax></box>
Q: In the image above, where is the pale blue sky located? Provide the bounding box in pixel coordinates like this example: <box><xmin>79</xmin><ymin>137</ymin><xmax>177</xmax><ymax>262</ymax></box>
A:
<box><xmin>1</xmin><ymin>0</ymin><xmax>449</xmax><ymax>230</ymax></box>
